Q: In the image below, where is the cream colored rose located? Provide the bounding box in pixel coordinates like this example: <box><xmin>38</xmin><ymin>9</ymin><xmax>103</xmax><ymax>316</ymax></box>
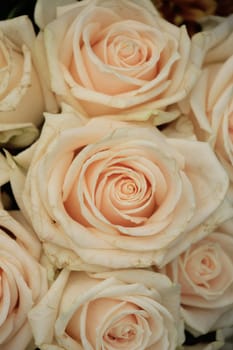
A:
<box><xmin>0</xmin><ymin>16</ymin><xmax>45</xmax><ymax>147</ymax></box>
<box><xmin>180</xmin><ymin>15</ymin><xmax>233</xmax><ymax>185</ymax></box>
<box><xmin>9</xmin><ymin>106</ymin><xmax>232</xmax><ymax>271</ymax></box>
<box><xmin>0</xmin><ymin>207</ymin><xmax>48</xmax><ymax>350</ymax></box>
<box><xmin>161</xmin><ymin>218</ymin><xmax>233</xmax><ymax>336</ymax></box>
<box><xmin>28</xmin><ymin>269</ymin><xmax>184</xmax><ymax>350</ymax></box>
<box><xmin>34</xmin><ymin>0</ymin><xmax>201</xmax><ymax>123</ymax></box>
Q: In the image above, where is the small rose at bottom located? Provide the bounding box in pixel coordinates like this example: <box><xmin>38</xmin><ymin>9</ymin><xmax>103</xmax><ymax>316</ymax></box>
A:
<box><xmin>159</xmin><ymin>218</ymin><xmax>233</xmax><ymax>335</ymax></box>
<box><xmin>28</xmin><ymin>269</ymin><xmax>184</xmax><ymax>350</ymax></box>
<box><xmin>0</xmin><ymin>209</ymin><xmax>48</xmax><ymax>350</ymax></box>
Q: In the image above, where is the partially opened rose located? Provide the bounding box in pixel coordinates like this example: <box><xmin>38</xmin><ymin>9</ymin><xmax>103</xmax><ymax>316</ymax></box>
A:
<box><xmin>28</xmin><ymin>269</ymin><xmax>184</xmax><ymax>350</ymax></box>
<box><xmin>0</xmin><ymin>206</ymin><xmax>48</xmax><ymax>350</ymax></box>
<box><xmin>160</xmin><ymin>218</ymin><xmax>233</xmax><ymax>336</ymax></box>
<box><xmin>180</xmin><ymin>15</ymin><xmax>233</xmax><ymax>184</ymax></box>
<box><xmin>0</xmin><ymin>15</ymin><xmax>45</xmax><ymax>147</ymax></box>
<box><xmin>34</xmin><ymin>0</ymin><xmax>201</xmax><ymax>123</ymax></box>
<box><xmin>9</xmin><ymin>106</ymin><xmax>231</xmax><ymax>270</ymax></box>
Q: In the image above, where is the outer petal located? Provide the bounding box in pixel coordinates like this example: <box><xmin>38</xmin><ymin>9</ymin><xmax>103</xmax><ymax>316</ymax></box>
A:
<box><xmin>0</xmin><ymin>123</ymin><xmax>39</xmax><ymax>148</ymax></box>
<box><xmin>34</xmin><ymin>0</ymin><xmax>77</xmax><ymax>29</ymax></box>
<box><xmin>28</xmin><ymin>269</ymin><xmax>70</xmax><ymax>346</ymax></box>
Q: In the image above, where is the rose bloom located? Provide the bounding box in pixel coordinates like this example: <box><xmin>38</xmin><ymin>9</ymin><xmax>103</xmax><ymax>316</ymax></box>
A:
<box><xmin>160</xmin><ymin>218</ymin><xmax>233</xmax><ymax>336</ymax></box>
<box><xmin>28</xmin><ymin>269</ymin><xmax>184</xmax><ymax>350</ymax></box>
<box><xmin>0</xmin><ymin>15</ymin><xmax>46</xmax><ymax>148</ymax></box>
<box><xmin>34</xmin><ymin>0</ymin><xmax>202</xmax><ymax>122</ymax></box>
<box><xmin>0</xmin><ymin>205</ymin><xmax>48</xmax><ymax>350</ymax></box>
<box><xmin>9</xmin><ymin>106</ymin><xmax>231</xmax><ymax>271</ymax></box>
<box><xmin>180</xmin><ymin>15</ymin><xmax>233</xmax><ymax>187</ymax></box>
<box><xmin>0</xmin><ymin>16</ymin><xmax>45</xmax><ymax>126</ymax></box>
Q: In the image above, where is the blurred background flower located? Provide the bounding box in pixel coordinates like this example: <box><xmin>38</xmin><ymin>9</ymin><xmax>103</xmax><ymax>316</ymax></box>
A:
<box><xmin>152</xmin><ymin>0</ymin><xmax>233</xmax><ymax>35</ymax></box>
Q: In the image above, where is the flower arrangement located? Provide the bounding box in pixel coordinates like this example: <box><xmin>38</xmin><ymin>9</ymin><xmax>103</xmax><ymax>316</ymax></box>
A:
<box><xmin>0</xmin><ymin>1</ymin><xmax>233</xmax><ymax>349</ymax></box>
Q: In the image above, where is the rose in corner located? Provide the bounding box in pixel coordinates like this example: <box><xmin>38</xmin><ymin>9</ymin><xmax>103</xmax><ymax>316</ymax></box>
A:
<box><xmin>9</xmin><ymin>106</ymin><xmax>232</xmax><ymax>270</ymax></box>
<box><xmin>0</xmin><ymin>206</ymin><xmax>48</xmax><ymax>350</ymax></box>
<box><xmin>160</xmin><ymin>218</ymin><xmax>233</xmax><ymax>336</ymax></box>
<box><xmin>0</xmin><ymin>15</ymin><xmax>46</xmax><ymax>147</ymax></box>
<box><xmin>28</xmin><ymin>269</ymin><xmax>184</xmax><ymax>350</ymax></box>
<box><xmin>181</xmin><ymin>15</ymin><xmax>233</xmax><ymax>191</ymax></box>
<box><xmin>34</xmin><ymin>0</ymin><xmax>202</xmax><ymax>123</ymax></box>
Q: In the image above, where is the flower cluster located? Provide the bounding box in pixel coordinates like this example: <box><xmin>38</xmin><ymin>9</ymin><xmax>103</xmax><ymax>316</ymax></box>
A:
<box><xmin>0</xmin><ymin>1</ymin><xmax>233</xmax><ymax>349</ymax></box>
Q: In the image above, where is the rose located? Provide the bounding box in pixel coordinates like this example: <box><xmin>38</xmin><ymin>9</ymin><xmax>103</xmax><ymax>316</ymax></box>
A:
<box><xmin>179</xmin><ymin>15</ymin><xmax>233</xmax><ymax>185</ymax></box>
<box><xmin>9</xmin><ymin>106</ymin><xmax>231</xmax><ymax>271</ymax></box>
<box><xmin>0</xmin><ymin>206</ymin><xmax>48</xmax><ymax>350</ymax></box>
<box><xmin>34</xmin><ymin>0</ymin><xmax>202</xmax><ymax>123</ymax></box>
<box><xmin>160</xmin><ymin>218</ymin><xmax>233</xmax><ymax>336</ymax></box>
<box><xmin>0</xmin><ymin>16</ymin><xmax>44</xmax><ymax>125</ymax></box>
<box><xmin>0</xmin><ymin>15</ymin><xmax>46</xmax><ymax>147</ymax></box>
<box><xmin>28</xmin><ymin>268</ymin><xmax>184</xmax><ymax>350</ymax></box>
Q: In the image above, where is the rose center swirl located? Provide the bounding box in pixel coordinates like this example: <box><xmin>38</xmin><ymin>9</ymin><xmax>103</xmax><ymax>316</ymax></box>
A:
<box><xmin>95</xmin><ymin>163</ymin><xmax>155</xmax><ymax>226</ymax></box>
<box><xmin>104</xmin><ymin>322</ymin><xmax>137</xmax><ymax>344</ymax></box>
<box><xmin>184</xmin><ymin>244</ymin><xmax>221</xmax><ymax>288</ymax></box>
<box><xmin>117</xmin><ymin>178</ymin><xmax>137</xmax><ymax>198</ymax></box>
<box><xmin>63</xmin><ymin>146</ymin><xmax>168</xmax><ymax>229</ymax></box>
<box><xmin>91</xmin><ymin>22</ymin><xmax>156</xmax><ymax>70</ymax></box>
<box><xmin>111</xmin><ymin>37</ymin><xmax>146</xmax><ymax>66</ymax></box>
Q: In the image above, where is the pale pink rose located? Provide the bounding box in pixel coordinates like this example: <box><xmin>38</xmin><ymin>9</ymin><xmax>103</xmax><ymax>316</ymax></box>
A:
<box><xmin>161</xmin><ymin>218</ymin><xmax>233</xmax><ymax>336</ymax></box>
<box><xmin>0</xmin><ymin>16</ymin><xmax>46</xmax><ymax>147</ymax></box>
<box><xmin>34</xmin><ymin>0</ymin><xmax>202</xmax><ymax>123</ymax></box>
<box><xmin>0</xmin><ymin>207</ymin><xmax>48</xmax><ymax>350</ymax></box>
<box><xmin>28</xmin><ymin>269</ymin><xmax>184</xmax><ymax>350</ymax></box>
<box><xmin>9</xmin><ymin>106</ymin><xmax>231</xmax><ymax>270</ymax></box>
<box><xmin>180</xmin><ymin>15</ymin><xmax>233</xmax><ymax>185</ymax></box>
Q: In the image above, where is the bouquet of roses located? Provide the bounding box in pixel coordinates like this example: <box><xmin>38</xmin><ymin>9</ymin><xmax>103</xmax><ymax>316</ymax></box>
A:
<box><xmin>0</xmin><ymin>0</ymin><xmax>233</xmax><ymax>349</ymax></box>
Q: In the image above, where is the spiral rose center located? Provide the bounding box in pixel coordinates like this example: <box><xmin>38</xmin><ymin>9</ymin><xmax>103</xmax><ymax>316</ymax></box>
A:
<box><xmin>185</xmin><ymin>245</ymin><xmax>220</xmax><ymax>288</ymax></box>
<box><xmin>115</xmin><ymin>39</ymin><xmax>144</xmax><ymax>66</ymax></box>
<box><xmin>116</xmin><ymin>178</ymin><xmax>138</xmax><ymax>198</ymax></box>
<box><xmin>64</xmin><ymin>148</ymin><xmax>161</xmax><ymax>229</ymax></box>
<box><xmin>119</xmin><ymin>40</ymin><xmax>135</xmax><ymax>57</ymax></box>
<box><xmin>104</xmin><ymin>322</ymin><xmax>136</xmax><ymax>344</ymax></box>
<box><xmin>95</xmin><ymin>163</ymin><xmax>155</xmax><ymax>226</ymax></box>
<box><xmin>200</xmin><ymin>255</ymin><xmax>215</xmax><ymax>275</ymax></box>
